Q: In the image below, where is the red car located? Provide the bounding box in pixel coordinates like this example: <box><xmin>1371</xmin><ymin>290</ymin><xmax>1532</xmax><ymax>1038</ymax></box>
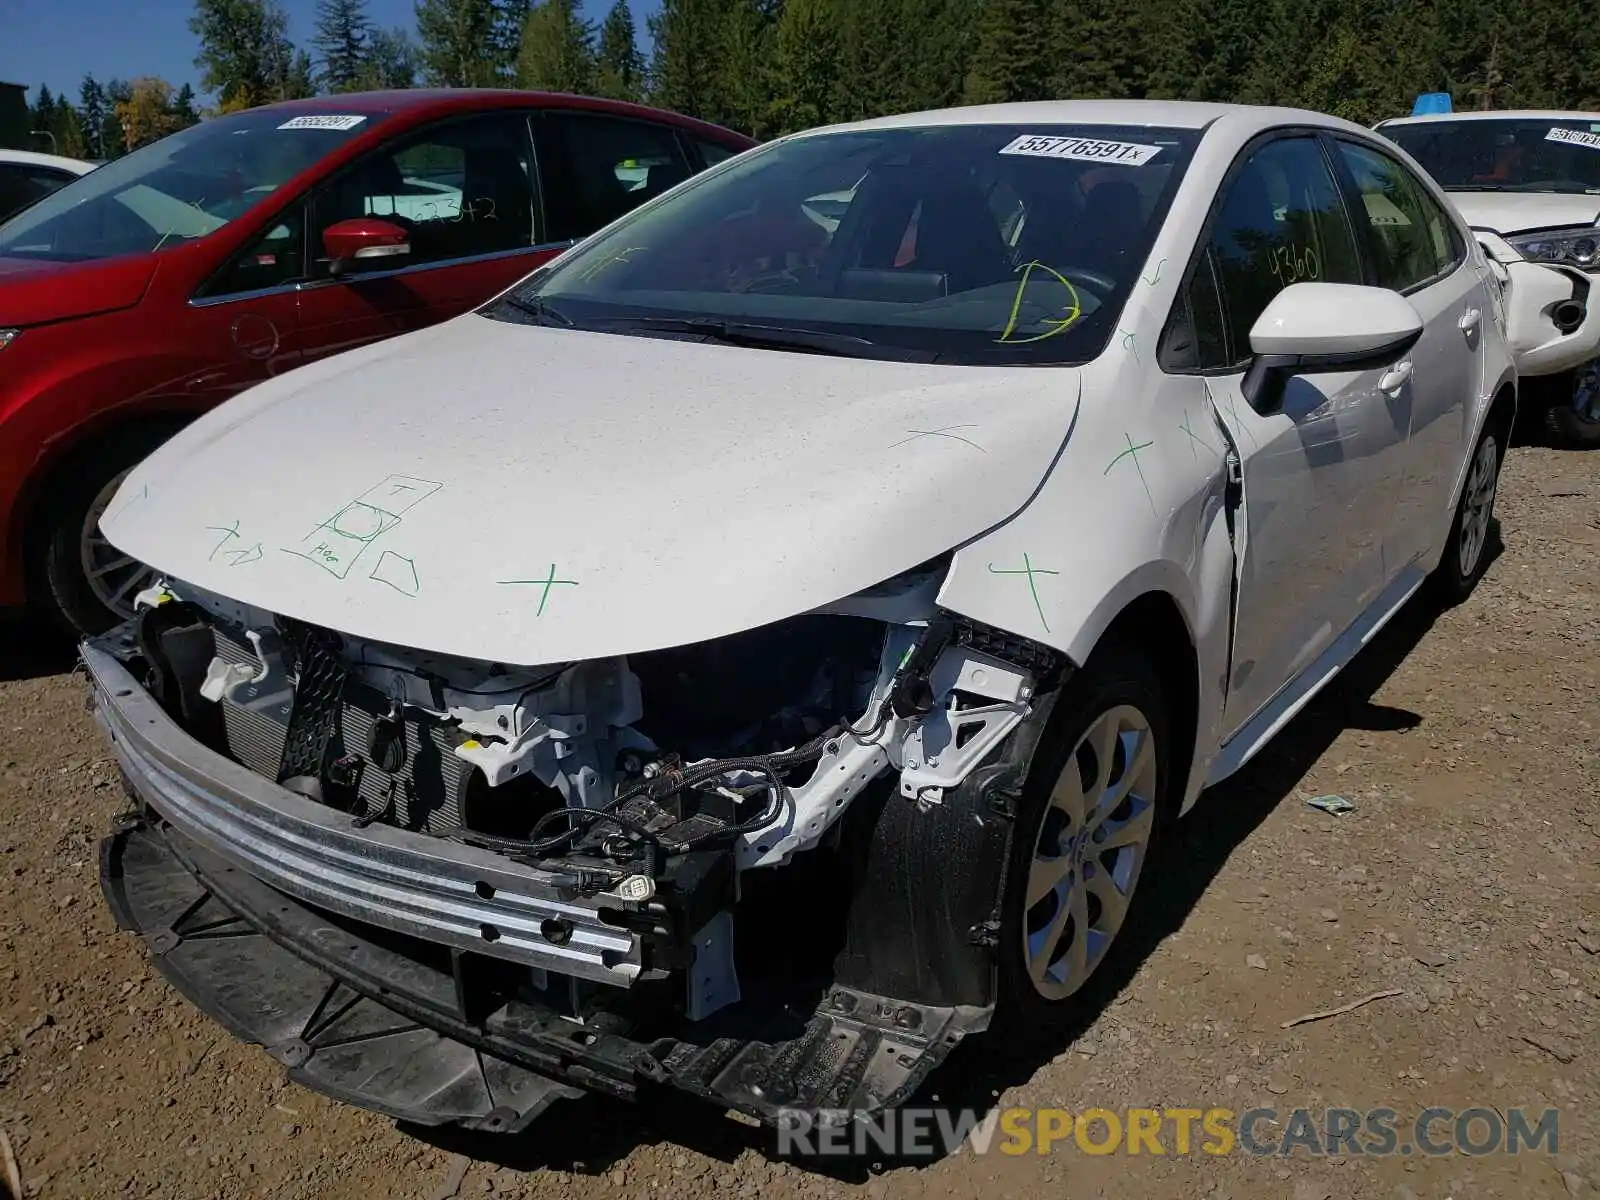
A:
<box><xmin>0</xmin><ymin>90</ymin><xmax>753</xmax><ymax>634</ymax></box>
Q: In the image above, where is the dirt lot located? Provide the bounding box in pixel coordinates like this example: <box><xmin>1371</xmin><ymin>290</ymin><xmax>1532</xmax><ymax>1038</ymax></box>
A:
<box><xmin>1</xmin><ymin>440</ymin><xmax>1597</xmax><ymax>1200</ymax></box>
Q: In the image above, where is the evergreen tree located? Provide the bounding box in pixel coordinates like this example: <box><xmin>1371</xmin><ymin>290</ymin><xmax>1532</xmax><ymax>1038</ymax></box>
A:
<box><xmin>315</xmin><ymin>0</ymin><xmax>374</xmax><ymax>92</ymax></box>
<box><xmin>29</xmin><ymin>86</ymin><xmax>56</xmax><ymax>153</ymax></box>
<box><xmin>770</xmin><ymin>0</ymin><xmax>838</xmax><ymax>132</ymax></box>
<box><xmin>594</xmin><ymin>1</ymin><xmax>646</xmax><ymax>102</ymax></box>
<box><xmin>189</xmin><ymin>0</ymin><xmax>308</xmax><ymax>109</ymax></box>
<box><xmin>648</xmin><ymin>0</ymin><xmax>729</xmax><ymax>123</ymax></box>
<box><xmin>103</xmin><ymin>81</ymin><xmax>132</xmax><ymax>159</ymax></box>
<box><xmin>80</xmin><ymin>76</ymin><xmax>108</xmax><ymax>158</ymax></box>
<box><xmin>963</xmin><ymin>0</ymin><xmax>1053</xmax><ymax>104</ymax></box>
<box><xmin>415</xmin><ymin>0</ymin><xmax>505</xmax><ymax>86</ymax></box>
<box><xmin>718</xmin><ymin>0</ymin><xmax>777</xmax><ymax>134</ymax></box>
<box><xmin>516</xmin><ymin>0</ymin><xmax>595</xmax><ymax>93</ymax></box>
<box><xmin>358</xmin><ymin>28</ymin><xmax>421</xmax><ymax>88</ymax></box>
<box><xmin>171</xmin><ymin>83</ymin><xmax>201</xmax><ymax>127</ymax></box>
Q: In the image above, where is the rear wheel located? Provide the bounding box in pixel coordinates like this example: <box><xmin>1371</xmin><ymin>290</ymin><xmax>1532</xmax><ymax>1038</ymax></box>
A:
<box><xmin>1430</xmin><ymin>424</ymin><xmax>1502</xmax><ymax>607</ymax></box>
<box><xmin>34</xmin><ymin>434</ymin><xmax>169</xmax><ymax>636</ymax></box>
<box><xmin>998</xmin><ymin>641</ymin><xmax>1175</xmax><ymax>1026</ymax></box>
<box><xmin>1543</xmin><ymin>361</ymin><xmax>1600</xmax><ymax>447</ymax></box>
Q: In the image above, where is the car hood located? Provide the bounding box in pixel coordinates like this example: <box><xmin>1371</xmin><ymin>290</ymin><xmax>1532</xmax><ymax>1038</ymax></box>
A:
<box><xmin>1447</xmin><ymin>191</ymin><xmax>1600</xmax><ymax>235</ymax></box>
<box><xmin>101</xmin><ymin>314</ymin><xmax>1083</xmax><ymax>665</ymax></box>
<box><xmin>0</xmin><ymin>253</ymin><xmax>158</xmax><ymax>326</ymax></box>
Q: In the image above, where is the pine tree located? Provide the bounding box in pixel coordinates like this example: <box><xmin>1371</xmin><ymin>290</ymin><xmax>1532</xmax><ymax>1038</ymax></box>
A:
<box><xmin>648</xmin><ymin>0</ymin><xmax>729</xmax><ymax>123</ymax></box>
<box><xmin>314</xmin><ymin>0</ymin><xmax>374</xmax><ymax>92</ymax></box>
<box><xmin>358</xmin><ymin>28</ymin><xmax>421</xmax><ymax>88</ymax></box>
<box><xmin>171</xmin><ymin>83</ymin><xmax>201</xmax><ymax>127</ymax></box>
<box><xmin>718</xmin><ymin>0</ymin><xmax>777</xmax><ymax>134</ymax></box>
<box><xmin>79</xmin><ymin>76</ymin><xmax>107</xmax><ymax>158</ymax></box>
<box><xmin>963</xmin><ymin>0</ymin><xmax>1053</xmax><ymax>104</ymax></box>
<box><xmin>103</xmin><ymin>81</ymin><xmax>132</xmax><ymax>159</ymax></box>
<box><xmin>1048</xmin><ymin>0</ymin><xmax>1159</xmax><ymax>101</ymax></box>
<box><xmin>30</xmin><ymin>86</ymin><xmax>56</xmax><ymax>153</ymax></box>
<box><xmin>415</xmin><ymin>0</ymin><xmax>505</xmax><ymax>86</ymax></box>
<box><xmin>770</xmin><ymin>0</ymin><xmax>838</xmax><ymax>132</ymax></box>
<box><xmin>190</xmin><ymin>0</ymin><xmax>308</xmax><ymax>109</ymax></box>
<box><xmin>516</xmin><ymin>0</ymin><xmax>595</xmax><ymax>93</ymax></box>
<box><xmin>594</xmin><ymin>0</ymin><xmax>646</xmax><ymax>102</ymax></box>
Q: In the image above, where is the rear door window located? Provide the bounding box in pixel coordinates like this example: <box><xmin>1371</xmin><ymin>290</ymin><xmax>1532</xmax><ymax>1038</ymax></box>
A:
<box><xmin>537</xmin><ymin>112</ymin><xmax>694</xmax><ymax>241</ymax></box>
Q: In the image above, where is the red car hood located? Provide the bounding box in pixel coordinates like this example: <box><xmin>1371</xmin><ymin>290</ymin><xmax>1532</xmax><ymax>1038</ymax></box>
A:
<box><xmin>0</xmin><ymin>254</ymin><xmax>159</xmax><ymax>326</ymax></box>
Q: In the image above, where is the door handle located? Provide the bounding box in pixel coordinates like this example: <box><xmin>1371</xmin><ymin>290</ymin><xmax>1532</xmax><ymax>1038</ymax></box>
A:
<box><xmin>1459</xmin><ymin>306</ymin><xmax>1482</xmax><ymax>332</ymax></box>
<box><xmin>1379</xmin><ymin>359</ymin><xmax>1413</xmax><ymax>392</ymax></box>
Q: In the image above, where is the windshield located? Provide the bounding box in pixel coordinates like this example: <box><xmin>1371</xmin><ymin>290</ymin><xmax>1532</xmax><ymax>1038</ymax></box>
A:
<box><xmin>0</xmin><ymin>108</ymin><xmax>376</xmax><ymax>263</ymax></box>
<box><xmin>490</xmin><ymin>123</ymin><xmax>1200</xmax><ymax>365</ymax></box>
<box><xmin>1381</xmin><ymin>118</ymin><xmax>1600</xmax><ymax>194</ymax></box>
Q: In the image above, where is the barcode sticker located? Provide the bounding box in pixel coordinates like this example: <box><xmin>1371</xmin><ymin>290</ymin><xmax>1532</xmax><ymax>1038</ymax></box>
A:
<box><xmin>278</xmin><ymin>114</ymin><xmax>367</xmax><ymax>131</ymax></box>
<box><xmin>999</xmin><ymin>134</ymin><xmax>1163</xmax><ymax>166</ymax></box>
<box><xmin>1545</xmin><ymin>127</ymin><xmax>1600</xmax><ymax>152</ymax></box>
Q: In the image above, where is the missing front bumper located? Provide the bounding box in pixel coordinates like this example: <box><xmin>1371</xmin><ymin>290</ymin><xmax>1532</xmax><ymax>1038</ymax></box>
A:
<box><xmin>87</xmin><ymin>633</ymin><xmax>991</xmax><ymax>1129</ymax></box>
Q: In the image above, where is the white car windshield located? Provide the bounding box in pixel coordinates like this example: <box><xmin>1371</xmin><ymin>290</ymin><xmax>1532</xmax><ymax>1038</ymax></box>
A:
<box><xmin>493</xmin><ymin>123</ymin><xmax>1200</xmax><ymax>365</ymax></box>
<box><xmin>1383</xmin><ymin>118</ymin><xmax>1600</xmax><ymax>194</ymax></box>
<box><xmin>0</xmin><ymin>108</ymin><xmax>376</xmax><ymax>263</ymax></box>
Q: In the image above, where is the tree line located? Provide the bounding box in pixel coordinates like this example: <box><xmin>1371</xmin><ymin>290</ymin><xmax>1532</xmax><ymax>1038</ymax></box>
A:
<box><xmin>24</xmin><ymin>0</ymin><xmax>1600</xmax><ymax>160</ymax></box>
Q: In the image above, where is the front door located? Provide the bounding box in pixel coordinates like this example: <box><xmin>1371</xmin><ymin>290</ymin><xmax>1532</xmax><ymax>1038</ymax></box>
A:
<box><xmin>1186</xmin><ymin>134</ymin><xmax>1412</xmax><ymax>737</ymax></box>
<box><xmin>296</xmin><ymin>111</ymin><xmax>555</xmax><ymax>366</ymax></box>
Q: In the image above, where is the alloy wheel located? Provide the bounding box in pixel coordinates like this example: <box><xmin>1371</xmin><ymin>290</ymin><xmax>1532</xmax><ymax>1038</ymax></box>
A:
<box><xmin>1023</xmin><ymin>703</ymin><xmax>1159</xmax><ymax>1001</ymax></box>
<box><xmin>79</xmin><ymin>469</ymin><xmax>157</xmax><ymax>622</ymax></box>
<box><xmin>1457</xmin><ymin>435</ymin><xmax>1499</xmax><ymax>580</ymax></box>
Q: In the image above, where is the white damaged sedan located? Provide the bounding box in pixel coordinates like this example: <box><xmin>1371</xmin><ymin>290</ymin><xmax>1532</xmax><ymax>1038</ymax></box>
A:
<box><xmin>88</xmin><ymin>100</ymin><xmax>1514</xmax><ymax>1132</ymax></box>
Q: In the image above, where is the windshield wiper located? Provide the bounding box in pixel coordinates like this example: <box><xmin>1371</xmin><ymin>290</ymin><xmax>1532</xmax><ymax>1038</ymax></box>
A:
<box><xmin>493</xmin><ymin>294</ymin><xmax>575</xmax><ymax>328</ymax></box>
<box><xmin>1444</xmin><ymin>183</ymin><xmax>1507</xmax><ymax>191</ymax></box>
<box><xmin>600</xmin><ymin>316</ymin><xmax>939</xmax><ymax>362</ymax></box>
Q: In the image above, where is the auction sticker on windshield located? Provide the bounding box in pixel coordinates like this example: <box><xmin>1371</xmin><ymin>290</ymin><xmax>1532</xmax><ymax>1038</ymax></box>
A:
<box><xmin>1546</xmin><ymin>127</ymin><xmax>1600</xmax><ymax>152</ymax></box>
<box><xmin>278</xmin><ymin>114</ymin><xmax>368</xmax><ymax>131</ymax></box>
<box><xmin>999</xmin><ymin>135</ymin><xmax>1163</xmax><ymax>166</ymax></box>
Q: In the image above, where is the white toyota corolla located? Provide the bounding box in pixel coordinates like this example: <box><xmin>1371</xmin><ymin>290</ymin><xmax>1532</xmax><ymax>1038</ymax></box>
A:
<box><xmin>87</xmin><ymin>100</ymin><xmax>1516</xmax><ymax>1133</ymax></box>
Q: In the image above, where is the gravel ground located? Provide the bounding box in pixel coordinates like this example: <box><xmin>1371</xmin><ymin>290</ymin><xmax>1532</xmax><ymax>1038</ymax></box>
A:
<box><xmin>1</xmin><ymin>441</ymin><xmax>1596</xmax><ymax>1200</ymax></box>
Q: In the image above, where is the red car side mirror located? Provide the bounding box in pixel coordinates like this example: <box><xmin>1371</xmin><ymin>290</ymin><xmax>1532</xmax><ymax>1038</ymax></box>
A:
<box><xmin>322</xmin><ymin>217</ymin><xmax>411</xmax><ymax>277</ymax></box>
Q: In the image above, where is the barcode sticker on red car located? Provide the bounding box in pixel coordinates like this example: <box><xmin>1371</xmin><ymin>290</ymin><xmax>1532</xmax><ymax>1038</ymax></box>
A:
<box><xmin>998</xmin><ymin>135</ymin><xmax>1163</xmax><ymax>166</ymax></box>
<box><xmin>278</xmin><ymin>114</ymin><xmax>367</xmax><ymax>131</ymax></box>
<box><xmin>1545</xmin><ymin>127</ymin><xmax>1600</xmax><ymax>152</ymax></box>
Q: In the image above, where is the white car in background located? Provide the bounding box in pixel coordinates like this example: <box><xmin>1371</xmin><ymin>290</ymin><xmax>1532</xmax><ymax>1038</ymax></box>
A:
<box><xmin>88</xmin><ymin>100</ymin><xmax>1515</xmax><ymax>1134</ymax></box>
<box><xmin>1378</xmin><ymin>109</ymin><xmax>1600</xmax><ymax>444</ymax></box>
<box><xmin>0</xmin><ymin>147</ymin><xmax>94</xmax><ymax>223</ymax></box>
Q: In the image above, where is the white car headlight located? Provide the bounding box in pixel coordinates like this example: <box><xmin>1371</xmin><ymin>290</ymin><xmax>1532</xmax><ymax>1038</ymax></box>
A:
<box><xmin>1506</xmin><ymin>226</ymin><xmax>1600</xmax><ymax>270</ymax></box>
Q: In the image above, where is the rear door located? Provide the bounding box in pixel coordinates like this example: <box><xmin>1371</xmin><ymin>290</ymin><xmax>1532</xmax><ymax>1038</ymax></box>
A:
<box><xmin>533</xmin><ymin>109</ymin><xmax>697</xmax><ymax>244</ymax></box>
<box><xmin>1328</xmin><ymin>136</ymin><xmax>1484</xmax><ymax>569</ymax></box>
<box><xmin>296</xmin><ymin>111</ymin><xmax>558</xmax><ymax>366</ymax></box>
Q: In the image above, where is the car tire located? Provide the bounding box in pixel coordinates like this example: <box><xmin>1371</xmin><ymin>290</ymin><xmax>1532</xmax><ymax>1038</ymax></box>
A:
<box><xmin>995</xmin><ymin>637</ymin><xmax>1176</xmax><ymax>1030</ymax></box>
<box><xmin>1543</xmin><ymin>362</ymin><xmax>1600</xmax><ymax>448</ymax></box>
<box><xmin>34</xmin><ymin>432</ymin><xmax>169</xmax><ymax>637</ymax></box>
<box><xmin>1429</xmin><ymin>423</ymin><xmax>1502</xmax><ymax>608</ymax></box>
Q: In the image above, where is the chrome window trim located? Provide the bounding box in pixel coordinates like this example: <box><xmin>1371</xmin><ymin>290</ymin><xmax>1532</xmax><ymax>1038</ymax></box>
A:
<box><xmin>187</xmin><ymin>240</ymin><xmax>575</xmax><ymax>308</ymax></box>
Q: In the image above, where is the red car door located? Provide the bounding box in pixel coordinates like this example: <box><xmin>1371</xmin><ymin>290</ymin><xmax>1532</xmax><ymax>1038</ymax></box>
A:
<box><xmin>294</xmin><ymin>111</ymin><xmax>560</xmax><ymax>366</ymax></box>
<box><xmin>178</xmin><ymin>208</ymin><xmax>310</xmax><ymax>403</ymax></box>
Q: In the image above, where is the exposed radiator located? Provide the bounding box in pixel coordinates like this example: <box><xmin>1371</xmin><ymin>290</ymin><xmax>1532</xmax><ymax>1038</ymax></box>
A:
<box><xmin>211</xmin><ymin>627</ymin><xmax>469</xmax><ymax>834</ymax></box>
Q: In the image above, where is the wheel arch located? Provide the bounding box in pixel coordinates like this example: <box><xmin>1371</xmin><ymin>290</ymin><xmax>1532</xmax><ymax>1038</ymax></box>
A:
<box><xmin>1079</xmin><ymin>588</ymin><xmax>1202</xmax><ymax>823</ymax></box>
<box><xmin>13</xmin><ymin>409</ymin><xmax>194</xmax><ymax>601</ymax></box>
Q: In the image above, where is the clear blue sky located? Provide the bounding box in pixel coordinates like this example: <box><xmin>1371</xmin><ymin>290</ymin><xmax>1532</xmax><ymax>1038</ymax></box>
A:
<box><xmin>0</xmin><ymin>0</ymin><xmax>660</xmax><ymax>106</ymax></box>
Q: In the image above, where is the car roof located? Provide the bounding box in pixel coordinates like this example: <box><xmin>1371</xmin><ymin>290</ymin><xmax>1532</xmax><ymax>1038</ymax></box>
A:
<box><xmin>1379</xmin><ymin>110</ymin><xmax>1600</xmax><ymax>126</ymax></box>
<box><xmin>253</xmin><ymin>89</ymin><xmax>754</xmax><ymax>146</ymax></box>
<box><xmin>800</xmin><ymin>98</ymin><xmax>1380</xmax><ymax>140</ymax></box>
<box><xmin>0</xmin><ymin>147</ymin><xmax>95</xmax><ymax>174</ymax></box>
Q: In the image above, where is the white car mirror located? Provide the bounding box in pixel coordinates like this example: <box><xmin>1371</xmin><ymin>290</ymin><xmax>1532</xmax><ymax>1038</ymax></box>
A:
<box><xmin>1243</xmin><ymin>282</ymin><xmax>1424</xmax><ymax>415</ymax></box>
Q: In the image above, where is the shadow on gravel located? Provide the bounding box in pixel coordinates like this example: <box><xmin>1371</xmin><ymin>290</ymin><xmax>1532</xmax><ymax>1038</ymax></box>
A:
<box><xmin>387</xmin><ymin>537</ymin><xmax>1503</xmax><ymax>1185</ymax></box>
<box><xmin>0</xmin><ymin>614</ymin><xmax>77</xmax><ymax>683</ymax></box>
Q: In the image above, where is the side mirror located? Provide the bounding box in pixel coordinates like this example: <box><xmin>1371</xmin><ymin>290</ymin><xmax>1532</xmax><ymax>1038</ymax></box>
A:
<box><xmin>322</xmin><ymin>217</ymin><xmax>411</xmax><ymax>278</ymax></box>
<box><xmin>1241</xmin><ymin>282</ymin><xmax>1424</xmax><ymax>415</ymax></box>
